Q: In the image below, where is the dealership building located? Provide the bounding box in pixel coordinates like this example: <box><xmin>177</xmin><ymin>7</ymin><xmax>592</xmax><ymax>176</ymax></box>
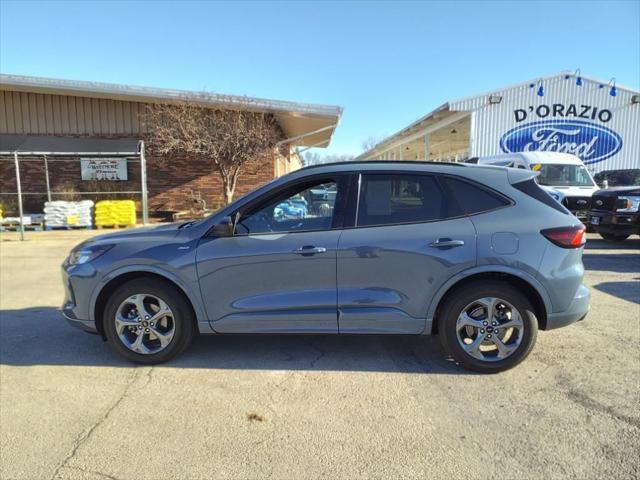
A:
<box><xmin>0</xmin><ymin>74</ymin><xmax>342</xmax><ymax>221</ymax></box>
<box><xmin>358</xmin><ymin>72</ymin><xmax>639</xmax><ymax>174</ymax></box>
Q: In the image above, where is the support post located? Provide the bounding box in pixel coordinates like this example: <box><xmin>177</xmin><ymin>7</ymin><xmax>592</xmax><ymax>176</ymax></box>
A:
<box><xmin>14</xmin><ymin>151</ymin><xmax>25</xmax><ymax>241</ymax></box>
<box><xmin>44</xmin><ymin>155</ymin><xmax>52</xmax><ymax>202</ymax></box>
<box><xmin>139</xmin><ymin>140</ymin><xmax>149</xmax><ymax>225</ymax></box>
<box><xmin>424</xmin><ymin>133</ymin><xmax>430</xmax><ymax>161</ymax></box>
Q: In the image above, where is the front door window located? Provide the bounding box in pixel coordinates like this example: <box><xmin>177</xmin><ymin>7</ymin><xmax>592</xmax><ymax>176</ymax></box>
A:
<box><xmin>236</xmin><ymin>180</ymin><xmax>339</xmax><ymax>235</ymax></box>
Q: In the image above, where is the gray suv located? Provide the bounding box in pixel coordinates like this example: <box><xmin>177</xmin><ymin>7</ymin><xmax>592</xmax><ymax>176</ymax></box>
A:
<box><xmin>62</xmin><ymin>162</ymin><xmax>590</xmax><ymax>372</ymax></box>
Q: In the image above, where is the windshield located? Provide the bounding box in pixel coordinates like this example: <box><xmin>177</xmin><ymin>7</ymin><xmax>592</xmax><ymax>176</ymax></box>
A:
<box><xmin>535</xmin><ymin>164</ymin><xmax>595</xmax><ymax>187</ymax></box>
<box><xmin>594</xmin><ymin>169</ymin><xmax>640</xmax><ymax>187</ymax></box>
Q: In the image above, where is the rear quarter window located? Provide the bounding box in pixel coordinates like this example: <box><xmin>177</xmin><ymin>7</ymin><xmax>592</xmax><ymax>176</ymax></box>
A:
<box><xmin>440</xmin><ymin>176</ymin><xmax>511</xmax><ymax>215</ymax></box>
<box><xmin>511</xmin><ymin>179</ymin><xmax>570</xmax><ymax>214</ymax></box>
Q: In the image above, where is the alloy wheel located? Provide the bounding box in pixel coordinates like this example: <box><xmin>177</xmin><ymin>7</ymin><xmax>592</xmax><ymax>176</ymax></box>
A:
<box><xmin>114</xmin><ymin>294</ymin><xmax>176</xmax><ymax>354</ymax></box>
<box><xmin>456</xmin><ymin>297</ymin><xmax>524</xmax><ymax>362</ymax></box>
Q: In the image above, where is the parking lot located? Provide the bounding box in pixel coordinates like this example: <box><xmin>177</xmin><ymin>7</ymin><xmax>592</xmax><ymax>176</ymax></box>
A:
<box><xmin>0</xmin><ymin>230</ymin><xmax>638</xmax><ymax>480</ymax></box>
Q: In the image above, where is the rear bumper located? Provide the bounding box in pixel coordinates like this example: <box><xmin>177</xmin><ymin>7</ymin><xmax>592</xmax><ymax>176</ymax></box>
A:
<box><xmin>544</xmin><ymin>284</ymin><xmax>590</xmax><ymax>330</ymax></box>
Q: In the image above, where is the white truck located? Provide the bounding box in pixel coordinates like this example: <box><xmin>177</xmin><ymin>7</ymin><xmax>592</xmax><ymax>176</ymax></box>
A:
<box><xmin>470</xmin><ymin>152</ymin><xmax>599</xmax><ymax>223</ymax></box>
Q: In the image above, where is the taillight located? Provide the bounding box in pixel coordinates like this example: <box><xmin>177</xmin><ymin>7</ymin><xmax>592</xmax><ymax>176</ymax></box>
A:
<box><xmin>541</xmin><ymin>225</ymin><xmax>586</xmax><ymax>249</ymax></box>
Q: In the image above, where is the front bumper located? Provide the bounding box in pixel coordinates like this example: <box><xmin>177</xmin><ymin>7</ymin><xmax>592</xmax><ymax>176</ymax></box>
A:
<box><xmin>571</xmin><ymin>210</ymin><xmax>590</xmax><ymax>224</ymax></box>
<box><xmin>588</xmin><ymin>211</ymin><xmax>640</xmax><ymax>236</ymax></box>
<box><xmin>61</xmin><ymin>264</ymin><xmax>100</xmax><ymax>334</ymax></box>
<box><xmin>545</xmin><ymin>284</ymin><xmax>590</xmax><ymax>330</ymax></box>
<box><xmin>61</xmin><ymin>303</ymin><xmax>98</xmax><ymax>334</ymax></box>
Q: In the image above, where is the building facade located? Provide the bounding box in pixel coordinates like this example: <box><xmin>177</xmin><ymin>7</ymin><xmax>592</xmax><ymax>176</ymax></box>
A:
<box><xmin>358</xmin><ymin>72</ymin><xmax>639</xmax><ymax>175</ymax></box>
<box><xmin>0</xmin><ymin>74</ymin><xmax>342</xmax><ymax>218</ymax></box>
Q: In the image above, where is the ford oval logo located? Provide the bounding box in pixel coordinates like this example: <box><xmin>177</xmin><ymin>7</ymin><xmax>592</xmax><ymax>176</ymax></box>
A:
<box><xmin>500</xmin><ymin>120</ymin><xmax>623</xmax><ymax>165</ymax></box>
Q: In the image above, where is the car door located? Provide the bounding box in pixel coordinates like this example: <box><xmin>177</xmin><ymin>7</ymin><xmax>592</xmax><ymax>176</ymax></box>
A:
<box><xmin>337</xmin><ymin>172</ymin><xmax>477</xmax><ymax>334</ymax></box>
<box><xmin>196</xmin><ymin>175</ymin><xmax>348</xmax><ymax>334</ymax></box>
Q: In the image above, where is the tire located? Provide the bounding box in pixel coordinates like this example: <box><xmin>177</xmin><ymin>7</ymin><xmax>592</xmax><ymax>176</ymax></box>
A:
<box><xmin>103</xmin><ymin>278</ymin><xmax>196</xmax><ymax>364</ymax></box>
<box><xmin>438</xmin><ymin>281</ymin><xmax>538</xmax><ymax>373</ymax></box>
<box><xmin>599</xmin><ymin>232</ymin><xmax>629</xmax><ymax>242</ymax></box>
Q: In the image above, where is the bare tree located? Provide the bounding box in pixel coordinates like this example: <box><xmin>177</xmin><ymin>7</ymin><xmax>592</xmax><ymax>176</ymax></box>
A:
<box><xmin>361</xmin><ymin>135</ymin><xmax>383</xmax><ymax>153</ymax></box>
<box><xmin>145</xmin><ymin>101</ymin><xmax>283</xmax><ymax>204</ymax></box>
<box><xmin>302</xmin><ymin>152</ymin><xmax>355</xmax><ymax>166</ymax></box>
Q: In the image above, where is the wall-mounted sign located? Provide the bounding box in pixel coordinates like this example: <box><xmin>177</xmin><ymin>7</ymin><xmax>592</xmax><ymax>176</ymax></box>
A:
<box><xmin>500</xmin><ymin>120</ymin><xmax>623</xmax><ymax>165</ymax></box>
<box><xmin>81</xmin><ymin>158</ymin><xmax>128</xmax><ymax>181</ymax></box>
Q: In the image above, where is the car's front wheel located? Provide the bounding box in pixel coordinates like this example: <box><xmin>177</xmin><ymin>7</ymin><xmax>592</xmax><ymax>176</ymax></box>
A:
<box><xmin>438</xmin><ymin>281</ymin><xmax>538</xmax><ymax>373</ymax></box>
<box><xmin>103</xmin><ymin>278</ymin><xmax>195</xmax><ymax>364</ymax></box>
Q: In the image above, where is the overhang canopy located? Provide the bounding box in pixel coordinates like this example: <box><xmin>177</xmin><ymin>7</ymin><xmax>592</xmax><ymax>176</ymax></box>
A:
<box><xmin>0</xmin><ymin>134</ymin><xmax>140</xmax><ymax>155</ymax></box>
<box><xmin>0</xmin><ymin>74</ymin><xmax>343</xmax><ymax>148</ymax></box>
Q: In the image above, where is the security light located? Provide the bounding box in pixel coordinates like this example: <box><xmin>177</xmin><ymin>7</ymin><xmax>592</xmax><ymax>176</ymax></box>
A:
<box><xmin>632</xmin><ymin>95</ymin><xmax>640</xmax><ymax>104</ymax></box>
<box><xmin>488</xmin><ymin>95</ymin><xmax>502</xmax><ymax>104</ymax></box>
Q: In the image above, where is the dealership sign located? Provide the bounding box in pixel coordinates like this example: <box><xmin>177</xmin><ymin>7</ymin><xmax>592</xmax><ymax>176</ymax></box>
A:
<box><xmin>81</xmin><ymin>158</ymin><xmax>128</xmax><ymax>181</ymax></box>
<box><xmin>500</xmin><ymin>120</ymin><xmax>623</xmax><ymax>165</ymax></box>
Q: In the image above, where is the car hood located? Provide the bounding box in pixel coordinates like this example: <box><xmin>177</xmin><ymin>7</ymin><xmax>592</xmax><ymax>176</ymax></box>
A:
<box><xmin>88</xmin><ymin>222</ymin><xmax>185</xmax><ymax>244</ymax></box>
<box><xmin>544</xmin><ymin>185</ymin><xmax>599</xmax><ymax>197</ymax></box>
<box><xmin>595</xmin><ymin>186</ymin><xmax>640</xmax><ymax>197</ymax></box>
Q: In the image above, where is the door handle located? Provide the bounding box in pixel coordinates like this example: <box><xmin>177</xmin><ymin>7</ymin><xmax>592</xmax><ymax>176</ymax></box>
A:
<box><xmin>293</xmin><ymin>246</ymin><xmax>327</xmax><ymax>255</ymax></box>
<box><xmin>429</xmin><ymin>238</ymin><xmax>465</xmax><ymax>248</ymax></box>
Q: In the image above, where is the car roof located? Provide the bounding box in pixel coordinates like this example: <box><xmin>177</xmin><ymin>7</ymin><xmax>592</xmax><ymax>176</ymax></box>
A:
<box><xmin>285</xmin><ymin>160</ymin><xmax>525</xmax><ymax>182</ymax></box>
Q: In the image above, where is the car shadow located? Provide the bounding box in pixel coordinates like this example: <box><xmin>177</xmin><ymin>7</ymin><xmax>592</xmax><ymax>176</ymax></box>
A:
<box><xmin>0</xmin><ymin>307</ymin><xmax>469</xmax><ymax>374</ymax></box>
<box><xmin>582</xmin><ymin>237</ymin><xmax>639</xmax><ymax>273</ymax></box>
<box><xmin>585</xmin><ymin>236</ymin><xmax>640</xmax><ymax>251</ymax></box>
<box><xmin>593</xmin><ymin>281</ymin><xmax>640</xmax><ymax>305</ymax></box>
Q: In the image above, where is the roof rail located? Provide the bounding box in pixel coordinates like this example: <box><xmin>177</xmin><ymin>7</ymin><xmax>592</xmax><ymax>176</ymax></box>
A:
<box><xmin>297</xmin><ymin>160</ymin><xmax>466</xmax><ymax>172</ymax></box>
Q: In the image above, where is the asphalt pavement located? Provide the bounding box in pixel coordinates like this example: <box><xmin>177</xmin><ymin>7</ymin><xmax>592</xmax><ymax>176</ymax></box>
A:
<box><xmin>1</xmin><ymin>230</ymin><xmax>638</xmax><ymax>480</ymax></box>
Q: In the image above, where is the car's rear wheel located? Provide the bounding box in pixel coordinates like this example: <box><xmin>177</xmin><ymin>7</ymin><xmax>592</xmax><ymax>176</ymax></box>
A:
<box><xmin>103</xmin><ymin>278</ymin><xmax>195</xmax><ymax>364</ymax></box>
<box><xmin>599</xmin><ymin>232</ymin><xmax>629</xmax><ymax>242</ymax></box>
<box><xmin>438</xmin><ymin>281</ymin><xmax>538</xmax><ymax>373</ymax></box>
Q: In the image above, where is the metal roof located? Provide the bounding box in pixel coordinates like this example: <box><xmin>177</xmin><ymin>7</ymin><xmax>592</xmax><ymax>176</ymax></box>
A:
<box><xmin>0</xmin><ymin>134</ymin><xmax>140</xmax><ymax>155</ymax></box>
<box><xmin>358</xmin><ymin>71</ymin><xmax>640</xmax><ymax>159</ymax></box>
<box><xmin>0</xmin><ymin>74</ymin><xmax>343</xmax><ymax>147</ymax></box>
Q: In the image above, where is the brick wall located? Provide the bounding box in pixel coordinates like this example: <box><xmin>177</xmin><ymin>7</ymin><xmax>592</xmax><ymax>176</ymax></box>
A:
<box><xmin>0</xmin><ymin>135</ymin><xmax>280</xmax><ymax>218</ymax></box>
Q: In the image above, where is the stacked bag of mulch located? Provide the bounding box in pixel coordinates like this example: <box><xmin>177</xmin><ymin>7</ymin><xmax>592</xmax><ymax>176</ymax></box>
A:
<box><xmin>95</xmin><ymin>200</ymin><xmax>136</xmax><ymax>227</ymax></box>
<box><xmin>44</xmin><ymin>200</ymin><xmax>94</xmax><ymax>228</ymax></box>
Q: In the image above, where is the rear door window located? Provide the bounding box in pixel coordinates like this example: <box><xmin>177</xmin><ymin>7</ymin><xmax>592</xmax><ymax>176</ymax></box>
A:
<box><xmin>356</xmin><ymin>174</ymin><xmax>458</xmax><ymax>227</ymax></box>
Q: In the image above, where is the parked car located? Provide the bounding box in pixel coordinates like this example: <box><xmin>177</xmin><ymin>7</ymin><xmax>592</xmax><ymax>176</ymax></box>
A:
<box><xmin>589</xmin><ymin>169</ymin><xmax>640</xmax><ymax>241</ymax></box>
<box><xmin>471</xmin><ymin>152</ymin><xmax>598</xmax><ymax>222</ymax></box>
<box><xmin>274</xmin><ymin>198</ymin><xmax>308</xmax><ymax>220</ymax></box>
<box><xmin>594</xmin><ymin>168</ymin><xmax>640</xmax><ymax>189</ymax></box>
<box><xmin>62</xmin><ymin>161</ymin><xmax>589</xmax><ymax>373</ymax></box>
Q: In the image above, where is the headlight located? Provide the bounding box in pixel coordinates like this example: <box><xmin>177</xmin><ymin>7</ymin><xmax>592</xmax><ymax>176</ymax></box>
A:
<box><xmin>616</xmin><ymin>196</ymin><xmax>640</xmax><ymax>213</ymax></box>
<box><xmin>64</xmin><ymin>244</ymin><xmax>114</xmax><ymax>267</ymax></box>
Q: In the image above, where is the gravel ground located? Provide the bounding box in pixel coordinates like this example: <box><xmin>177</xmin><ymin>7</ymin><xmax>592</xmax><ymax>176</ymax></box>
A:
<box><xmin>1</xmin><ymin>230</ymin><xmax>638</xmax><ymax>480</ymax></box>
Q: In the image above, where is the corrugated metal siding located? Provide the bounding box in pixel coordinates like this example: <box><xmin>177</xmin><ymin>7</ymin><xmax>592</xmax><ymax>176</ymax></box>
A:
<box><xmin>449</xmin><ymin>75</ymin><xmax>639</xmax><ymax>174</ymax></box>
<box><xmin>0</xmin><ymin>91</ymin><xmax>147</xmax><ymax>135</ymax></box>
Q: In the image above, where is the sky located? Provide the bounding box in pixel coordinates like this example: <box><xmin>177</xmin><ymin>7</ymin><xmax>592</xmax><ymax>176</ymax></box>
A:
<box><xmin>1</xmin><ymin>0</ymin><xmax>638</xmax><ymax>156</ymax></box>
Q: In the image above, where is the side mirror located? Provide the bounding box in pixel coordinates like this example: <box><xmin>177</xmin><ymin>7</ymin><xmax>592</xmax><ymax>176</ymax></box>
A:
<box><xmin>211</xmin><ymin>216</ymin><xmax>235</xmax><ymax>237</ymax></box>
